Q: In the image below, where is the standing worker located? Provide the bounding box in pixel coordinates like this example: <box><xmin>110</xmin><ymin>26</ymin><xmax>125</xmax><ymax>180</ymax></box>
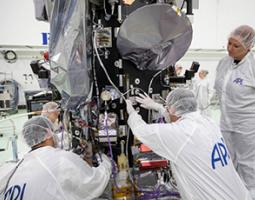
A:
<box><xmin>193</xmin><ymin>69</ymin><xmax>211</xmax><ymax>116</ymax></box>
<box><xmin>41</xmin><ymin>101</ymin><xmax>67</xmax><ymax>149</ymax></box>
<box><xmin>214</xmin><ymin>25</ymin><xmax>255</xmax><ymax>198</ymax></box>
<box><xmin>41</xmin><ymin>101</ymin><xmax>60</xmax><ymax>124</ymax></box>
<box><xmin>126</xmin><ymin>88</ymin><xmax>251</xmax><ymax>200</ymax></box>
<box><xmin>1</xmin><ymin>116</ymin><xmax>111</xmax><ymax>200</ymax></box>
<box><xmin>175</xmin><ymin>64</ymin><xmax>183</xmax><ymax>76</ymax></box>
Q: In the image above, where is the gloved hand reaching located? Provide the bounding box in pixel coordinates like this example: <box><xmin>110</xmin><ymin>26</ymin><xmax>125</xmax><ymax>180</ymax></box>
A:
<box><xmin>135</xmin><ymin>93</ymin><xmax>163</xmax><ymax>112</ymax></box>
<box><xmin>96</xmin><ymin>153</ymin><xmax>112</xmax><ymax>172</ymax></box>
<box><xmin>125</xmin><ymin>99</ymin><xmax>136</xmax><ymax>115</ymax></box>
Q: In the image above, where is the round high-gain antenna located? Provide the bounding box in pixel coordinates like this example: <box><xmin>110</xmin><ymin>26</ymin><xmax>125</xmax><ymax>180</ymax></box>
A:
<box><xmin>117</xmin><ymin>4</ymin><xmax>193</xmax><ymax>71</ymax></box>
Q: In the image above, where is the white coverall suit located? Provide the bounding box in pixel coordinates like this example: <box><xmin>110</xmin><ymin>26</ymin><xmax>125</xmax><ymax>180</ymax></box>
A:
<box><xmin>193</xmin><ymin>77</ymin><xmax>211</xmax><ymax>116</ymax></box>
<box><xmin>214</xmin><ymin>52</ymin><xmax>255</xmax><ymax>197</ymax></box>
<box><xmin>2</xmin><ymin>146</ymin><xmax>111</xmax><ymax>200</ymax></box>
<box><xmin>128</xmin><ymin>111</ymin><xmax>251</xmax><ymax>200</ymax></box>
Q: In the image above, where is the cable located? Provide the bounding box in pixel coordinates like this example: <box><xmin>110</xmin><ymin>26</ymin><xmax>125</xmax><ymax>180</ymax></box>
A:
<box><xmin>93</xmin><ymin>25</ymin><xmax>165</xmax><ymax>105</ymax></box>
<box><xmin>146</xmin><ymin>67</ymin><xmax>168</xmax><ymax>122</ymax></box>
<box><xmin>93</xmin><ymin>23</ymin><xmax>179</xmax><ymax>199</ymax></box>
<box><xmin>147</xmin><ymin>67</ymin><xmax>168</xmax><ymax>95</ymax></box>
<box><xmin>92</xmin><ymin>52</ymin><xmax>101</xmax><ymax>110</ymax></box>
<box><xmin>103</xmin><ymin>111</ymin><xmax>136</xmax><ymax>198</ymax></box>
<box><xmin>93</xmin><ymin>29</ymin><xmax>126</xmax><ymax>102</ymax></box>
<box><xmin>180</xmin><ymin>0</ymin><xmax>186</xmax><ymax>10</ymax></box>
<box><xmin>125</xmin><ymin>126</ymin><xmax>136</xmax><ymax>187</ymax></box>
<box><xmin>62</xmin><ymin>110</ymin><xmax>72</xmax><ymax>150</ymax></box>
<box><xmin>104</xmin><ymin>110</ymin><xmax>126</xmax><ymax>196</ymax></box>
<box><xmin>135</xmin><ymin>170</ymin><xmax>180</xmax><ymax>200</ymax></box>
<box><xmin>0</xmin><ymin>111</ymin><xmax>38</xmax><ymax>123</ymax></box>
<box><xmin>122</xmin><ymin>87</ymin><xmax>148</xmax><ymax>97</ymax></box>
<box><xmin>104</xmin><ymin>111</ymin><xmax>117</xmax><ymax>174</ymax></box>
<box><xmin>104</xmin><ymin>0</ymin><xmax>111</xmax><ymax>21</ymax></box>
<box><xmin>0</xmin><ymin>125</ymin><xmax>16</xmax><ymax>130</ymax></box>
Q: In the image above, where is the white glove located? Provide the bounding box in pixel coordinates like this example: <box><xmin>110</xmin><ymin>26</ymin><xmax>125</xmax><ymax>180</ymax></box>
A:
<box><xmin>135</xmin><ymin>93</ymin><xmax>163</xmax><ymax>111</ymax></box>
<box><xmin>97</xmin><ymin>153</ymin><xmax>112</xmax><ymax>172</ymax></box>
<box><xmin>125</xmin><ymin>99</ymin><xmax>136</xmax><ymax>115</ymax></box>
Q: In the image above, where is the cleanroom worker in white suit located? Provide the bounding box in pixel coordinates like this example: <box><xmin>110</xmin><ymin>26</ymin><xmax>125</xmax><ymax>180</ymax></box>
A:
<box><xmin>1</xmin><ymin>116</ymin><xmax>111</xmax><ymax>200</ymax></box>
<box><xmin>193</xmin><ymin>69</ymin><xmax>211</xmax><ymax>116</ymax></box>
<box><xmin>214</xmin><ymin>25</ymin><xmax>255</xmax><ymax>198</ymax></box>
<box><xmin>41</xmin><ymin>101</ymin><xmax>70</xmax><ymax>150</ymax></box>
<box><xmin>126</xmin><ymin>88</ymin><xmax>251</xmax><ymax>200</ymax></box>
<box><xmin>41</xmin><ymin>101</ymin><xmax>60</xmax><ymax>123</ymax></box>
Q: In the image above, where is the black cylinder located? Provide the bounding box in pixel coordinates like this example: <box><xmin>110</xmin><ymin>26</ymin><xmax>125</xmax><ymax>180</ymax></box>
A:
<box><xmin>186</xmin><ymin>0</ymin><xmax>193</xmax><ymax>15</ymax></box>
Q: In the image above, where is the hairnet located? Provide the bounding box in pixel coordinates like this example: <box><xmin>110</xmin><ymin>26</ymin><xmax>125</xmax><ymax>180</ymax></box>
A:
<box><xmin>200</xmin><ymin>69</ymin><xmax>209</xmax><ymax>76</ymax></box>
<box><xmin>229</xmin><ymin>25</ymin><xmax>255</xmax><ymax>49</ymax></box>
<box><xmin>22</xmin><ymin>116</ymin><xmax>54</xmax><ymax>147</ymax></box>
<box><xmin>166</xmin><ymin>88</ymin><xmax>197</xmax><ymax>117</ymax></box>
<box><xmin>41</xmin><ymin>101</ymin><xmax>60</xmax><ymax>116</ymax></box>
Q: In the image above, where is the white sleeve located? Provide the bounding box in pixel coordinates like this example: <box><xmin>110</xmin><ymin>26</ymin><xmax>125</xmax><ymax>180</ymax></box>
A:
<box><xmin>197</xmin><ymin>83</ymin><xmax>209</xmax><ymax>109</ymax></box>
<box><xmin>58</xmin><ymin>151</ymin><xmax>111</xmax><ymax>200</ymax></box>
<box><xmin>128</xmin><ymin>112</ymin><xmax>191</xmax><ymax>162</ymax></box>
<box><xmin>214</xmin><ymin>59</ymin><xmax>222</xmax><ymax>91</ymax></box>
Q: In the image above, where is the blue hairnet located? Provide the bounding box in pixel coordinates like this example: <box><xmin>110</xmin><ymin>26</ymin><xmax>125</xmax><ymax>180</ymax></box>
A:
<box><xmin>166</xmin><ymin>88</ymin><xmax>197</xmax><ymax>117</ymax></box>
<box><xmin>229</xmin><ymin>25</ymin><xmax>255</xmax><ymax>49</ymax></box>
<box><xmin>22</xmin><ymin>116</ymin><xmax>54</xmax><ymax>147</ymax></box>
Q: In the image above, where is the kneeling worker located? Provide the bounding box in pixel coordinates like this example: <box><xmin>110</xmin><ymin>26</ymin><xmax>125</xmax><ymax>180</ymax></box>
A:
<box><xmin>126</xmin><ymin>88</ymin><xmax>251</xmax><ymax>200</ymax></box>
<box><xmin>2</xmin><ymin>116</ymin><xmax>111</xmax><ymax>200</ymax></box>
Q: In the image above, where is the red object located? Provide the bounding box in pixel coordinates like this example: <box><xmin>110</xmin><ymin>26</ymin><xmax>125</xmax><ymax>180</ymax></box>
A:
<box><xmin>43</xmin><ymin>51</ymin><xmax>49</xmax><ymax>61</ymax></box>
<box><xmin>139</xmin><ymin>159</ymin><xmax>168</xmax><ymax>170</ymax></box>
<box><xmin>140</xmin><ymin>144</ymin><xmax>152</xmax><ymax>153</ymax></box>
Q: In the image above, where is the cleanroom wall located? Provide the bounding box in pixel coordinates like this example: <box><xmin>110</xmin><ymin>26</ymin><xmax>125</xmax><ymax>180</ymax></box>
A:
<box><xmin>0</xmin><ymin>0</ymin><xmax>255</xmax><ymax>47</ymax></box>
